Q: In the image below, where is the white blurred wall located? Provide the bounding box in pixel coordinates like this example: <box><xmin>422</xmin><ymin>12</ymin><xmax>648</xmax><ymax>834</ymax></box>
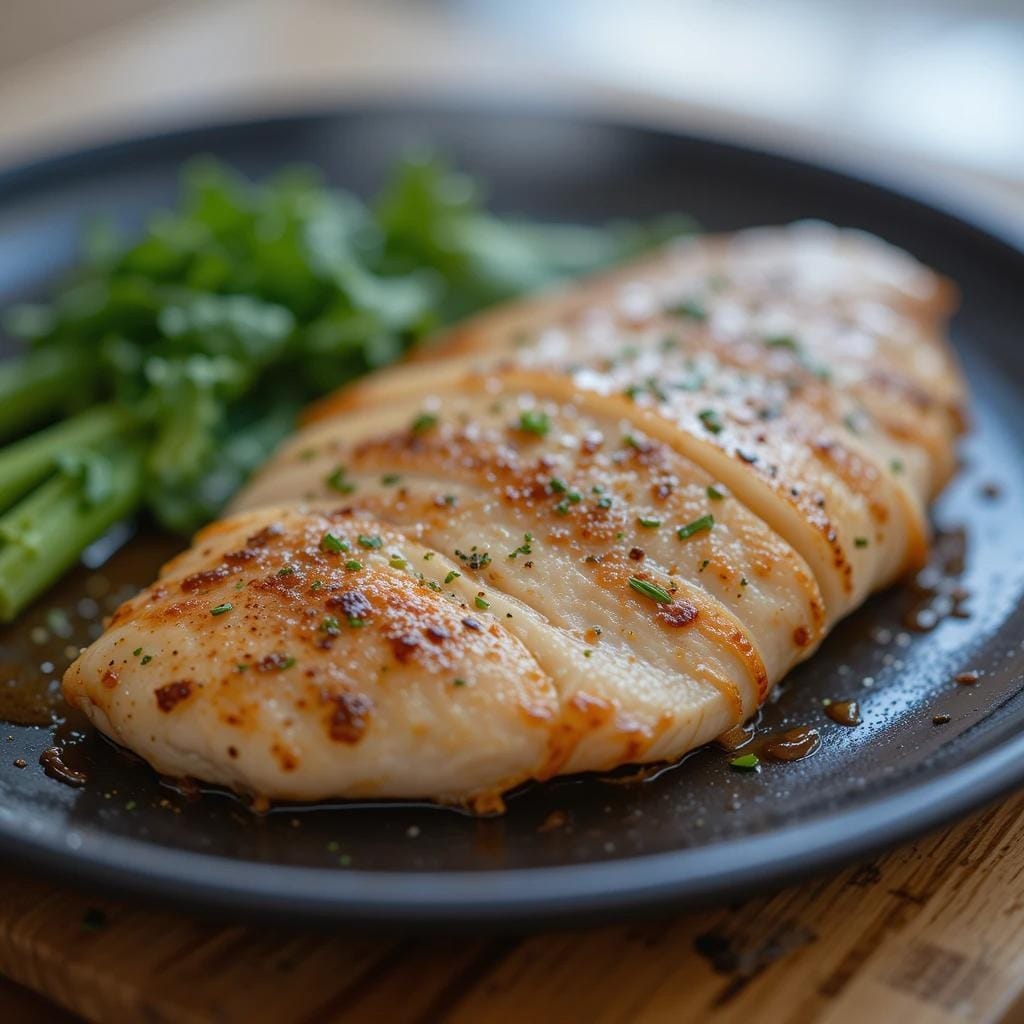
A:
<box><xmin>0</xmin><ymin>0</ymin><xmax>1020</xmax><ymax>215</ymax></box>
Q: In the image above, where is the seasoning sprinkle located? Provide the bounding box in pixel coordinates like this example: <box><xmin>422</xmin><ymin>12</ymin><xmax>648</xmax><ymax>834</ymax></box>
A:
<box><xmin>730</xmin><ymin>753</ymin><xmax>760</xmax><ymax>770</ymax></box>
<box><xmin>697</xmin><ymin>408</ymin><xmax>723</xmax><ymax>434</ymax></box>
<box><xmin>666</xmin><ymin>298</ymin><xmax>707</xmax><ymax>321</ymax></box>
<box><xmin>411</xmin><ymin>411</ymin><xmax>438</xmax><ymax>434</ymax></box>
<box><xmin>508</xmin><ymin>533</ymin><xmax>534</xmax><ymax>559</ymax></box>
<box><xmin>321</xmin><ymin>532</ymin><xmax>345</xmax><ymax>553</ymax></box>
<box><xmin>628</xmin><ymin>577</ymin><xmax>673</xmax><ymax>603</ymax></box>
<box><xmin>677</xmin><ymin>514</ymin><xmax>714</xmax><ymax>541</ymax></box>
<box><xmin>325</xmin><ymin>467</ymin><xmax>355</xmax><ymax>494</ymax></box>
<box><xmin>518</xmin><ymin>409</ymin><xmax>550</xmax><ymax>437</ymax></box>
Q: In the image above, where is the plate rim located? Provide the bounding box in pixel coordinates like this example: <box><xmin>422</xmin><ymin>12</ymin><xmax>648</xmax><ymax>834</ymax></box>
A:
<box><xmin>1</xmin><ymin>100</ymin><xmax>1023</xmax><ymax>926</ymax></box>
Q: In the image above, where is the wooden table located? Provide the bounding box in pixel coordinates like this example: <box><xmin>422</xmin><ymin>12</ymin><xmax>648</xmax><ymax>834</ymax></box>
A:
<box><xmin>2</xmin><ymin>2</ymin><xmax>1024</xmax><ymax>1021</ymax></box>
<box><xmin>2</xmin><ymin>790</ymin><xmax>1024</xmax><ymax>1023</ymax></box>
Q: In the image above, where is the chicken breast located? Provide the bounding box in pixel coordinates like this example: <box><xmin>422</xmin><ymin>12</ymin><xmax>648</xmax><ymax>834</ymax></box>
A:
<box><xmin>64</xmin><ymin>223</ymin><xmax>966</xmax><ymax>811</ymax></box>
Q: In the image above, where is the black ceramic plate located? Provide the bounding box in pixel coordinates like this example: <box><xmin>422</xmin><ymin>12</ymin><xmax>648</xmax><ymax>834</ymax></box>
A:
<box><xmin>1</xmin><ymin>105</ymin><xmax>1023</xmax><ymax>927</ymax></box>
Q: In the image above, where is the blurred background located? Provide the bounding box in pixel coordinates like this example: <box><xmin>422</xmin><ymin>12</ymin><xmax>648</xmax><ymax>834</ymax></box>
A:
<box><xmin>1</xmin><ymin>0</ymin><xmax>1022</xmax><ymax>225</ymax></box>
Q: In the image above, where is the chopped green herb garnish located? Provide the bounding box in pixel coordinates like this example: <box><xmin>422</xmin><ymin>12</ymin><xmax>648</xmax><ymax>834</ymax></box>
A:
<box><xmin>279</xmin><ymin>656</ymin><xmax>296</xmax><ymax>669</ymax></box>
<box><xmin>890</xmin><ymin>458</ymin><xmax>904</xmax><ymax>474</ymax></box>
<box><xmin>321</xmin><ymin>532</ymin><xmax>345</xmax><ymax>553</ymax></box>
<box><xmin>210</xmin><ymin>602</ymin><xmax>233</xmax><ymax>616</ymax></box>
<box><xmin>453</xmin><ymin>678</ymin><xmax>467</xmax><ymax>687</ymax></box>
<box><xmin>141</xmin><ymin>655</ymin><xmax>153</xmax><ymax>665</ymax></box>
<box><xmin>411</xmin><ymin>411</ymin><xmax>438</xmax><ymax>434</ymax></box>
<box><xmin>234</xmin><ymin>580</ymin><xmax>246</xmax><ymax>590</ymax></box>
<box><xmin>344</xmin><ymin>559</ymin><xmax>362</xmax><ymax>571</ymax></box>
<box><xmin>132</xmin><ymin>647</ymin><xmax>142</xmax><ymax>656</ymax></box>
<box><xmin>358</xmin><ymin>534</ymin><xmax>383</xmax><ymax>549</ymax></box>
<box><xmin>697</xmin><ymin>409</ymin><xmax>723</xmax><ymax>434</ymax></box>
<box><xmin>508</xmin><ymin>533</ymin><xmax>534</xmax><ymax>559</ymax></box>
<box><xmin>381</xmin><ymin>473</ymin><xmax>401</xmax><ymax>485</ymax></box>
<box><xmin>730</xmin><ymin>753</ymin><xmax>760</xmax><ymax>771</ymax></box>
<box><xmin>277</xmin><ymin>566</ymin><xmax>295</xmax><ymax>576</ymax></box>
<box><xmin>628</xmin><ymin>577</ymin><xmax>672</xmax><ymax>603</ymax></box>
<box><xmin>554</xmin><ymin>498</ymin><xmax>571</xmax><ymax>516</ymax></box>
<box><xmin>311</xmin><ymin>579</ymin><xmax>323</xmax><ymax>591</ymax></box>
<box><xmin>475</xmin><ymin>595</ymin><xmax>491</xmax><ymax>610</ymax></box>
<box><xmin>455</xmin><ymin>548</ymin><xmax>491</xmax><ymax>570</ymax></box>
<box><xmin>518</xmin><ymin>409</ymin><xmax>550</xmax><ymax>437</ymax></box>
<box><xmin>389</xmin><ymin>555</ymin><xmax>408</xmax><ymax>569</ymax></box>
<box><xmin>444</xmin><ymin>570</ymin><xmax>461</xmax><ymax>585</ymax></box>
<box><xmin>843</xmin><ymin>412</ymin><xmax>863</xmax><ymax>435</ymax></box>
<box><xmin>321</xmin><ymin>615</ymin><xmax>341</xmax><ymax>636</ymax></box>
<box><xmin>666</xmin><ymin>298</ymin><xmax>707</xmax><ymax>321</ymax></box>
<box><xmin>235</xmin><ymin>663</ymin><xmax>248</xmax><ymax>672</ymax></box>
<box><xmin>347</xmin><ymin>617</ymin><xmax>365</xmax><ymax>629</ymax></box>
<box><xmin>638</xmin><ymin>516</ymin><xmax>661</xmax><ymax>529</ymax></box>
<box><xmin>325</xmin><ymin>467</ymin><xmax>355</xmax><ymax>494</ymax></box>
<box><xmin>854</xmin><ymin>536</ymin><xmax>869</xmax><ymax>548</ymax></box>
<box><xmin>706</xmin><ymin>485</ymin><xmax>725</xmax><ymax>501</ymax></box>
<box><xmin>596</xmin><ymin>496</ymin><xmax>613</xmax><ymax>510</ymax></box>
<box><xmin>549</xmin><ymin>477</ymin><xmax>568</xmax><ymax>494</ymax></box>
<box><xmin>764</xmin><ymin>334</ymin><xmax>799</xmax><ymax>350</ymax></box>
<box><xmin>677</xmin><ymin>514</ymin><xmax>714</xmax><ymax>541</ymax></box>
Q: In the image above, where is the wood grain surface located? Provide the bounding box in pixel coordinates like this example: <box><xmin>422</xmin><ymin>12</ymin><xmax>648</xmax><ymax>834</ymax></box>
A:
<box><xmin>2</xmin><ymin>790</ymin><xmax>1024</xmax><ymax>1023</ymax></box>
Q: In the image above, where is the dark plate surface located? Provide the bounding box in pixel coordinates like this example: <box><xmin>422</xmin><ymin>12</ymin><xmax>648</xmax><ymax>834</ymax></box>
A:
<box><xmin>0</xmin><ymin>105</ymin><xmax>1023</xmax><ymax>927</ymax></box>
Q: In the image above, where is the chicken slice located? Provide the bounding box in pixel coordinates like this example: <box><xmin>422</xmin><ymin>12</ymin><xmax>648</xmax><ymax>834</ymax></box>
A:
<box><xmin>64</xmin><ymin>508</ymin><xmax>559</xmax><ymax>809</ymax></box>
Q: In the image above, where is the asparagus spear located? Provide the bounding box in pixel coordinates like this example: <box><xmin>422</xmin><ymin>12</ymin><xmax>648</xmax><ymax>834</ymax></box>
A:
<box><xmin>0</xmin><ymin>348</ymin><xmax>90</xmax><ymax>441</ymax></box>
<box><xmin>0</xmin><ymin>404</ymin><xmax>136</xmax><ymax>510</ymax></box>
<box><xmin>0</xmin><ymin>442</ymin><xmax>145</xmax><ymax>622</ymax></box>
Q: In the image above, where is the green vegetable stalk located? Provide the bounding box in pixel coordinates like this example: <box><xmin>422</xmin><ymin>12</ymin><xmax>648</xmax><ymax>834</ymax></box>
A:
<box><xmin>0</xmin><ymin>443</ymin><xmax>145</xmax><ymax>621</ymax></box>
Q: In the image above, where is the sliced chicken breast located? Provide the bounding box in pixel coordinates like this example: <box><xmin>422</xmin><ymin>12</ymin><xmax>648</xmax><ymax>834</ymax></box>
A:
<box><xmin>64</xmin><ymin>224</ymin><xmax>966</xmax><ymax>810</ymax></box>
